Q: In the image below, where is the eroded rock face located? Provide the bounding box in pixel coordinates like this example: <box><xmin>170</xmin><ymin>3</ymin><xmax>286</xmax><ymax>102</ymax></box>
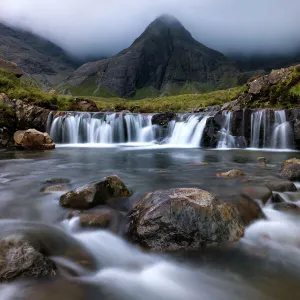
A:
<box><xmin>60</xmin><ymin>175</ymin><xmax>131</xmax><ymax>209</ymax></box>
<box><xmin>0</xmin><ymin>234</ymin><xmax>56</xmax><ymax>282</ymax></box>
<box><xmin>152</xmin><ymin>112</ymin><xmax>176</xmax><ymax>127</ymax></box>
<box><xmin>279</xmin><ymin>164</ymin><xmax>300</xmax><ymax>181</ymax></box>
<box><xmin>14</xmin><ymin>129</ymin><xmax>55</xmax><ymax>150</ymax></box>
<box><xmin>127</xmin><ymin>188</ymin><xmax>263</xmax><ymax>251</ymax></box>
<box><xmin>69</xmin><ymin>98</ymin><xmax>98</xmax><ymax>112</ymax></box>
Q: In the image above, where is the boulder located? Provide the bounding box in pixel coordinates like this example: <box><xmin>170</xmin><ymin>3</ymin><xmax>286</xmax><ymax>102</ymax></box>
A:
<box><xmin>272</xmin><ymin>193</ymin><xmax>285</xmax><ymax>203</ymax></box>
<box><xmin>272</xmin><ymin>192</ymin><xmax>300</xmax><ymax>203</ymax></box>
<box><xmin>127</xmin><ymin>188</ymin><xmax>263</xmax><ymax>251</ymax></box>
<box><xmin>266</xmin><ymin>181</ymin><xmax>297</xmax><ymax>193</ymax></box>
<box><xmin>282</xmin><ymin>158</ymin><xmax>300</xmax><ymax>168</ymax></box>
<box><xmin>242</xmin><ymin>186</ymin><xmax>272</xmax><ymax>204</ymax></box>
<box><xmin>14</xmin><ymin>129</ymin><xmax>55</xmax><ymax>150</ymax></box>
<box><xmin>216</xmin><ymin>169</ymin><xmax>246</xmax><ymax>178</ymax></box>
<box><xmin>257</xmin><ymin>157</ymin><xmax>267</xmax><ymax>167</ymax></box>
<box><xmin>248</xmin><ymin>77</ymin><xmax>267</xmax><ymax>95</ymax></box>
<box><xmin>69</xmin><ymin>98</ymin><xmax>98</xmax><ymax>112</ymax></box>
<box><xmin>78</xmin><ymin>208</ymin><xmax>120</xmax><ymax>231</ymax></box>
<box><xmin>279</xmin><ymin>164</ymin><xmax>300</xmax><ymax>181</ymax></box>
<box><xmin>0</xmin><ymin>234</ymin><xmax>56</xmax><ymax>282</ymax></box>
<box><xmin>60</xmin><ymin>175</ymin><xmax>131</xmax><ymax>209</ymax></box>
<box><xmin>152</xmin><ymin>112</ymin><xmax>176</xmax><ymax>127</ymax></box>
<box><xmin>41</xmin><ymin>185</ymin><xmax>69</xmax><ymax>193</ymax></box>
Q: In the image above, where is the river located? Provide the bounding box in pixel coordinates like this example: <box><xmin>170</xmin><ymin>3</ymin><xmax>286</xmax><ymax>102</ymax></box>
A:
<box><xmin>1</xmin><ymin>146</ymin><xmax>300</xmax><ymax>299</ymax></box>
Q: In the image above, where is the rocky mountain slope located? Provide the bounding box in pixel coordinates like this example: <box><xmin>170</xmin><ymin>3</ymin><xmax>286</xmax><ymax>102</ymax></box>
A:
<box><xmin>0</xmin><ymin>22</ymin><xmax>78</xmax><ymax>87</ymax></box>
<box><xmin>62</xmin><ymin>15</ymin><xmax>240</xmax><ymax>98</ymax></box>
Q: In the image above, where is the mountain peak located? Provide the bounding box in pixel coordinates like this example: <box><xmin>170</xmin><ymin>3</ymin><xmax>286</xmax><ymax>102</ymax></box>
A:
<box><xmin>155</xmin><ymin>14</ymin><xmax>182</xmax><ymax>26</ymax></box>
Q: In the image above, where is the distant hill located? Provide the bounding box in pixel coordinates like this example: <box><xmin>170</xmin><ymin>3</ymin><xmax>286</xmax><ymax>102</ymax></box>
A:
<box><xmin>0</xmin><ymin>22</ymin><xmax>78</xmax><ymax>87</ymax></box>
<box><xmin>61</xmin><ymin>15</ymin><xmax>240</xmax><ymax>98</ymax></box>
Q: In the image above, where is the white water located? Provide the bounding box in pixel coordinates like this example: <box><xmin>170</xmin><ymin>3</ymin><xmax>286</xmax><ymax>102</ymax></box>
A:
<box><xmin>48</xmin><ymin>110</ymin><xmax>296</xmax><ymax>150</ymax></box>
<box><xmin>271</xmin><ymin>111</ymin><xmax>294</xmax><ymax>149</ymax></box>
<box><xmin>250</xmin><ymin>110</ymin><xmax>294</xmax><ymax>149</ymax></box>
<box><xmin>49</xmin><ymin>112</ymin><xmax>211</xmax><ymax>148</ymax></box>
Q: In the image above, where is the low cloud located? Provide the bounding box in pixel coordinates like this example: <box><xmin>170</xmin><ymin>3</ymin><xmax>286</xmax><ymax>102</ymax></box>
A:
<box><xmin>0</xmin><ymin>0</ymin><xmax>299</xmax><ymax>58</ymax></box>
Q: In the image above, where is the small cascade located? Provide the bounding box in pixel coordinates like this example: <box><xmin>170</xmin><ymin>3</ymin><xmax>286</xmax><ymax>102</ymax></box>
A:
<box><xmin>49</xmin><ymin>112</ymin><xmax>157</xmax><ymax>144</ymax></box>
<box><xmin>250</xmin><ymin>110</ymin><xmax>294</xmax><ymax>149</ymax></box>
<box><xmin>47</xmin><ymin>110</ymin><xmax>296</xmax><ymax>150</ymax></box>
<box><xmin>217</xmin><ymin>112</ymin><xmax>235</xmax><ymax>148</ymax></box>
<box><xmin>271</xmin><ymin>111</ymin><xmax>294</xmax><ymax>149</ymax></box>
<box><xmin>168</xmin><ymin>114</ymin><xmax>209</xmax><ymax>146</ymax></box>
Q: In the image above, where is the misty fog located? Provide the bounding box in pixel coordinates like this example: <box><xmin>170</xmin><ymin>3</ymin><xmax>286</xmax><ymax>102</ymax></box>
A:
<box><xmin>0</xmin><ymin>0</ymin><xmax>299</xmax><ymax>59</ymax></box>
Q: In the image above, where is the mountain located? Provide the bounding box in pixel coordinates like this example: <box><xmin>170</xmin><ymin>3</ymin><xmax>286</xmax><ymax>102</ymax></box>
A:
<box><xmin>0</xmin><ymin>22</ymin><xmax>78</xmax><ymax>87</ymax></box>
<box><xmin>62</xmin><ymin>15</ymin><xmax>240</xmax><ymax>98</ymax></box>
<box><xmin>231</xmin><ymin>52</ymin><xmax>300</xmax><ymax>72</ymax></box>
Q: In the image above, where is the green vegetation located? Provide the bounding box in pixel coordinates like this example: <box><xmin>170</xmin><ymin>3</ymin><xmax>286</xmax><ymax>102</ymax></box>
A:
<box><xmin>1</xmin><ymin>65</ymin><xmax>300</xmax><ymax>113</ymax></box>
<box><xmin>89</xmin><ymin>86</ymin><xmax>247</xmax><ymax>113</ymax></box>
<box><xmin>0</xmin><ymin>69</ymin><xmax>72</xmax><ymax>109</ymax></box>
<box><xmin>249</xmin><ymin>66</ymin><xmax>300</xmax><ymax>109</ymax></box>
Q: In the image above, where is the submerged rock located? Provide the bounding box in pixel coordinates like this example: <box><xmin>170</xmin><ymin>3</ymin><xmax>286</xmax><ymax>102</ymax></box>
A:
<box><xmin>279</xmin><ymin>164</ymin><xmax>300</xmax><ymax>181</ymax></box>
<box><xmin>127</xmin><ymin>188</ymin><xmax>263</xmax><ymax>251</ymax></box>
<box><xmin>41</xmin><ymin>185</ymin><xmax>69</xmax><ymax>193</ymax></box>
<box><xmin>273</xmin><ymin>202</ymin><xmax>300</xmax><ymax>212</ymax></box>
<box><xmin>242</xmin><ymin>186</ymin><xmax>272</xmax><ymax>204</ymax></box>
<box><xmin>44</xmin><ymin>178</ymin><xmax>70</xmax><ymax>184</ymax></box>
<box><xmin>216</xmin><ymin>169</ymin><xmax>246</xmax><ymax>178</ymax></box>
<box><xmin>257</xmin><ymin>157</ymin><xmax>267</xmax><ymax>167</ymax></box>
<box><xmin>266</xmin><ymin>181</ymin><xmax>297</xmax><ymax>193</ymax></box>
<box><xmin>79</xmin><ymin>208</ymin><xmax>121</xmax><ymax>231</ymax></box>
<box><xmin>0</xmin><ymin>234</ymin><xmax>56</xmax><ymax>282</ymax></box>
<box><xmin>14</xmin><ymin>129</ymin><xmax>55</xmax><ymax>150</ymax></box>
<box><xmin>60</xmin><ymin>175</ymin><xmax>131</xmax><ymax>209</ymax></box>
<box><xmin>282</xmin><ymin>158</ymin><xmax>300</xmax><ymax>168</ymax></box>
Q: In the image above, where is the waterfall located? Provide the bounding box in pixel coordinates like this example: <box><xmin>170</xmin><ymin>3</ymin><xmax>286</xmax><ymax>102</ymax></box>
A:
<box><xmin>250</xmin><ymin>110</ymin><xmax>294</xmax><ymax>149</ymax></box>
<box><xmin>49</xmin><ymin>113</ymin><xmax>156</xmax><ymax>144</ymax></box>
<box><xmin>271</xmin><ymin>111</ymin><xmax>294</xmax><ymax>149</ymax></box>
<box><xmin>47</xmin><ymin>110</ymin><xmax>296</xmax><ymax>150</ymax></box>
<box><xmin>168</xmin><ymin>114</ymin><xmax>209</xmax><ymax>146</ymax></box>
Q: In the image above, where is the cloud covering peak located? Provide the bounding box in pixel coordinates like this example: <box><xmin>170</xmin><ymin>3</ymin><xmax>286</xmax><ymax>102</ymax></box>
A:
<box><xmin>0</xmin><ymin>0</ymin><xmax>299</xmax><ymax>58</ymax></box>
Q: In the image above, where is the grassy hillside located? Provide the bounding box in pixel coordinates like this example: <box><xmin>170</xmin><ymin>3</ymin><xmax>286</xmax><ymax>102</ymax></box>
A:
<box><xmin>88</xmin><ymin>86</ymin><xmax>247</xmax><ymax>112</ymax></box>
<box><xmin>1</xmin><ymin>65</ymin><xmax>300</xmax><ymax>113</ymax></box>
<box><xmin>0</xmin><ymin>69</ymin><xmax>72</xmax><ymax>110</ymax></box>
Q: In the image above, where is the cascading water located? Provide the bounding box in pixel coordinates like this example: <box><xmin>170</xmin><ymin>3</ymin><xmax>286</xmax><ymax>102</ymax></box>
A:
<box><xmin>48</xmin><ymin>110</ymin><xmax>296</xmax><ymax>150</ymax></box>
<box><xmin>168</xmin><ymin>114</ymin><xmax>210</xmax><ymax>146</ymax></box>
<box><xmin>49</xmin><ymin>112</ymin><xmax>157</xmax><ymax>144</ymax></box>
<box><xmin>250</xmin><ymin>110</ymin><xmax>294</xmax><ymax>149</ymax></box>
<box><xmin>49</xmin><ymin>112</ymin><xmax>211</xmax><ymax>147</ymax></box>
<box><xmin>271</xmin><ymin>111</ymin><xmax>294</xmax><ymax>149</ymax></box>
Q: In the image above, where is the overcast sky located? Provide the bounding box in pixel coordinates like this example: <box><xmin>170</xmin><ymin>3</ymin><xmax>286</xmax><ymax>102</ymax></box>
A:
<box><xmin>0</xmin><ymin>0</ymin><xmax>299</xmax><ymax>58</ymax></box>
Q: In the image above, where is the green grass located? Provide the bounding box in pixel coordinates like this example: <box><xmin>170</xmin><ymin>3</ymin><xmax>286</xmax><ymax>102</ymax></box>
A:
<box><xmin>247</xmin><ymin>66</ymin><xmax>300</xmax><ymax>109</ymax></box>
<box><xmin>89</xmin><ymin>85</ymin><xmax>247</xmax><ymax>113</ymax></box>
<box><xmin>0</xmin><ymin>69</ymin><xmax>73</xmax><ymax>109</ymax></box>
<box><xmin>2</xmin><ymin>65</ymin><xmax>300</xmax><ymax>113</ymax></box>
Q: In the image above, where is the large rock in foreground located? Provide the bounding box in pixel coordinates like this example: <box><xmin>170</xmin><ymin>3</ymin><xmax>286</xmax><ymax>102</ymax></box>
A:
<box><xmin>60</xmin><ymin>175</ymin><xmax>131</xmax><ymax>209</ymax></box>
<box><xmin>127</xmin><ymin>188</ymin><xmax>263</xmax><ymax>251</ymax></box>
<box><xmin>0</xmin><ymin>234</ymin><xmax>56</xmax><ymax>282</ymax></box>
<box><xmin>279</xmin><ymin>164</ymin><xmax>300</xmax><ymax>181</ymax></box>
<box><xmin>14</xmin><ymin>129</ymin><xmax>55</xmax><ymax>150</ymax></box>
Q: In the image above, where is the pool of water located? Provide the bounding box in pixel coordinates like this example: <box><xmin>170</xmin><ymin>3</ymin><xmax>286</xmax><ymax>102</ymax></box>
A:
<box><xmin>1</xmin><ymin>146</ymin><xmax>300</xmax><ymax>299</ymax></box>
